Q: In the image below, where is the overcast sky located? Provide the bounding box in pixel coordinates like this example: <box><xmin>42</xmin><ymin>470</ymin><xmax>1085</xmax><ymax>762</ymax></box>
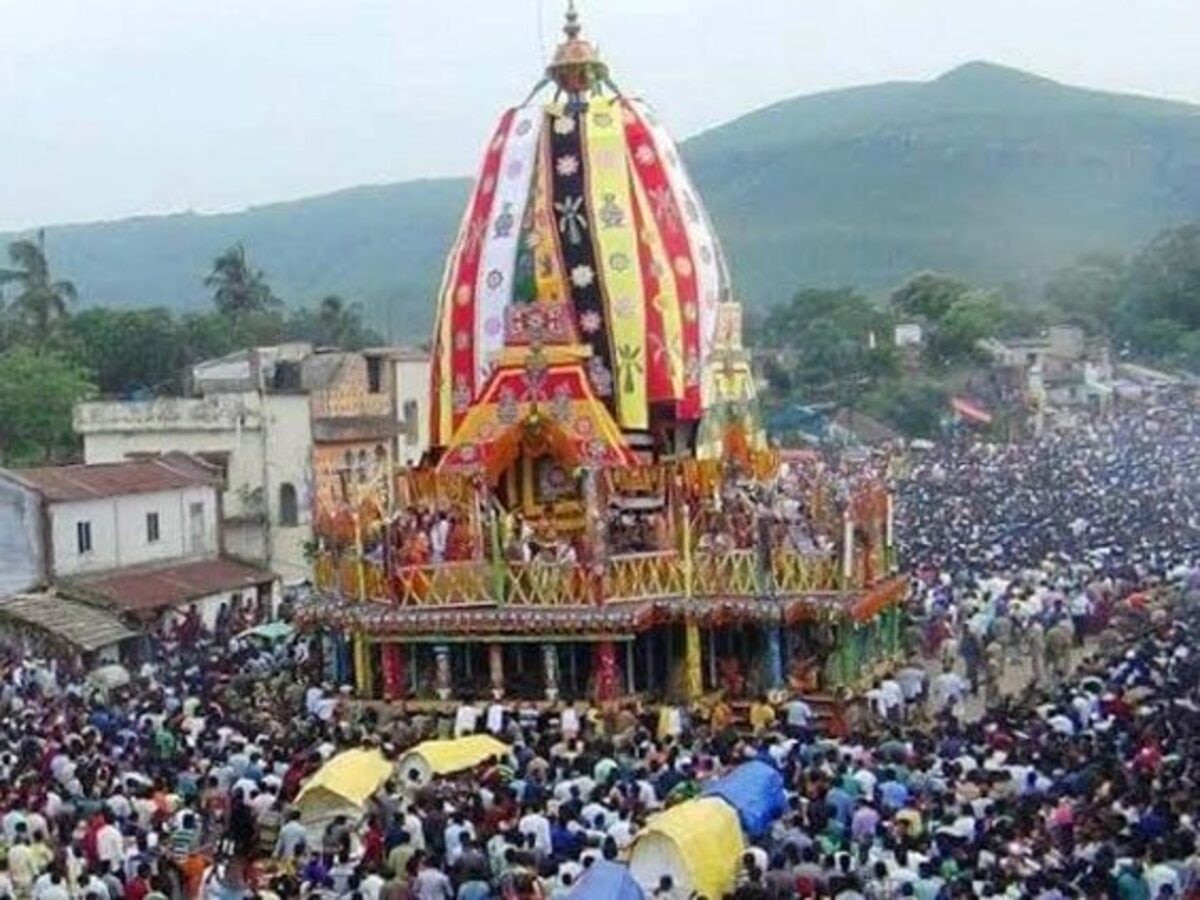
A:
<box><xmin>2</xmin><ymin>0</ymin><xmax>1198</xmax><ymax>231</ymax></box>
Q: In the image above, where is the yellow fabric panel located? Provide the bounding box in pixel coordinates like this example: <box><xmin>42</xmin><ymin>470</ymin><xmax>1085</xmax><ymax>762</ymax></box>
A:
<box><xmin>295</xmin><ymin>749</ymin><xmax>394</xmax><ymax>810</ymax></box>
<box><xmin>635</xmin><ymin>797</ymin><xmax>745</xmax><ymax>899</ymax></box>
<box><xmin>533</xmin><ymin>105</ymin><xmax>568</xmax><ymax>305</ymax></box>
<box><xmin>628</xmin><ymin>166</ymin><xmax>684</xmax><ymax>398</ymax></box>
<box><xmin>406</xmin><ymin>735</ymin><xmax>510</xmax><ymax>776</ymax></box>
<box><xmin>585</xmin><ymin>97</ymin><xmax>648</xmax><ymax>431</ymax></box>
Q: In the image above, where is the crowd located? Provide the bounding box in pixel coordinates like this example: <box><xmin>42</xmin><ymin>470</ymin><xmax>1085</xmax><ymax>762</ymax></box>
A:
<box><xmin>1</xmin><ymin>400</ymin><xmax>1199</xmax><ymax>899</ymax></box>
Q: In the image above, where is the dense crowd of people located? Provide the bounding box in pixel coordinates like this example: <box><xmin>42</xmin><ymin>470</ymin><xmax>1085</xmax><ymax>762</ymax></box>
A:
<box><xmin>2</xmin><ymin>399</ymin><xmax>1200</xmax><ymax>899</ymax></box>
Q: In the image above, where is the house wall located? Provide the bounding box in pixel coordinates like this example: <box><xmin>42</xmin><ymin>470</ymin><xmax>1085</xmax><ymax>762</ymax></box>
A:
<box><xmin>49</xmin><ymin>486</ymin><xmax>219</xmax><ymax>577</ymax></box>
<box><xmin>73</xmin><ymin>394</ymin><xmax>313</xmax><ymax>583</ymax></box>
<box><xmin>309</xmin><ymin>354</ymin><xmax>395</xmax><ymax>511</ymax></box>
<box><xmin>310</xmin><ymin>356</ymin><xmax>392</xmax><ymax>420</ymax></box>
<box><xmin>394</xmin><ymin>357</ymin><xmax>431</xmax><ymax>465</ymax></box>
<box><xmin>0</xmin><ymin>479</ymin><xmax>44</xmax><ymax>596</ymax></box>
<box><xmin>261</xmin><ymin>394</ymin><xmax>313</xmax><ymax>582</ymax></box>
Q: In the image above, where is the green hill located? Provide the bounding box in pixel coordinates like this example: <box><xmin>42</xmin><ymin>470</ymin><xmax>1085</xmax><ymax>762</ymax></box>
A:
<box><xmin>8</xmin><ymin>62</ymin><xmax>1200</xmax><ymax>336</ymax></box>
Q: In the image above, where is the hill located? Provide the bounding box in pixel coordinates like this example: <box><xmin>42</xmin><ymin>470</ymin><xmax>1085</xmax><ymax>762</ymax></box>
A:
<box><xmin>7</xmin><ymin>62</ymin><xmax>1200</xmax><ymax>335</ymax></box>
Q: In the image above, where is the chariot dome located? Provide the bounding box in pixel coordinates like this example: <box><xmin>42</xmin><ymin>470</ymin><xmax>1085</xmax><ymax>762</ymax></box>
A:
<box><xmin>430</xmin><ymin>2</ymin><xmax>759</xmax><ymax>478</ymax></box>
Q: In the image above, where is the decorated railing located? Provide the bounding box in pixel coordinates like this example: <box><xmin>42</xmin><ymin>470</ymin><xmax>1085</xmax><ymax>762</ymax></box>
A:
<box><xmin>392</xmin><ymin>561</ymin><xmax>496</xmax><ymax>607</ymax></box>
<box><xmin>604</xmin><ymin>552</ymin><xmax>687</xmax><ymax>602</ymax></box>
<box><xmin>504</xmin><ymin>563</ymin><xmax>590</xmax><ymax>606</ymax></box>
<box><xmin>773</xmin><ymin>551</ymin><xmax>839</xmax><ymax>594</ymax></box>
<box><xmin>693</xmin><ymin>550</ymin><xmax>760</xmax><ymax>597</ymax></box>
<box><xmin>314</xmin><ymin>544</ymin><xmax>848</xmax><ymax>607</ymax></box>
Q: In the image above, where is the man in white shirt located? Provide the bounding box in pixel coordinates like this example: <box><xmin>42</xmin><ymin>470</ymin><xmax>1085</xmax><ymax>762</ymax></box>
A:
<box><xmin>518</xmin><ymin>806</ymin><xmax>552</xmax><ymax>857</ymax></box>
<box><xmin>94</xmin><ymin>811</ymin><xmax>125</xmax><ymax>873</ymax></box>
<box><xmin>785</xmin><ymin>698</ymin><xmax>814</xmax><ymax>737</ymax></box>
<box><xmin>443</xmin><ymin>812</ymin><xmax>475</xmax><ymax>865</ymax></box>
<box><xmin>931</xmin><ymin>668</ymin><xmax>969</xmax><ymax>718</ymax></box>
<box><xmin>430</xmin><ymin>513</ymin><xmax>451</xmax><ymax>563</ymax></box>
<box><xmin>453</xmin><ymin>704</ymin><xmax>480</xmax><ymax>738</ymax></box>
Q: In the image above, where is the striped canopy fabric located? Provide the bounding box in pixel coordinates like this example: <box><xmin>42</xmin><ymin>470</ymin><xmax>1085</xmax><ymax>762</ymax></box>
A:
<box><xmin>430</xmin><ymin>94</ymin><xmax>737</xmax><ymax>449</ymax></box>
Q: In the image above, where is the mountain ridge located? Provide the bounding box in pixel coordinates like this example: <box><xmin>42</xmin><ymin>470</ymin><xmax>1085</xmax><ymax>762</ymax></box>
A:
<box><xmin>6</xmin><ymin>62</ymin><xmax>1200</xmax><ymax>335</ymax></box>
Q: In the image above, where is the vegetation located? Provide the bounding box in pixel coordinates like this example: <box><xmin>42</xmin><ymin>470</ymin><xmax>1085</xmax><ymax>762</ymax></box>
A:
<box><xmin>0</xmin><ymin>238</ymin><xmax>381</xmax><ymax>464</ymax></box>
<box><xmin>0</xmin><ymin>232</ymin><xmax>77</xmax><ymax>348</ymax></box>
<box><xmin>759</xmin><ymin>222</ymin><xmax>1200</xmax><ymax>440</ymax></box>
<box><xmin>0</xmin><ymin>348</ymin><xmax>94</xmax><ymax>465</ymax></box>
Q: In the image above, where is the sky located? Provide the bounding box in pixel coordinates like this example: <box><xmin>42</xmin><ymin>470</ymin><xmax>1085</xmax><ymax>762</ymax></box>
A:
<box><xmin>2</xmin><ymin>0</ymin><xmax>1198</xmax><ymax>232</ymax></box>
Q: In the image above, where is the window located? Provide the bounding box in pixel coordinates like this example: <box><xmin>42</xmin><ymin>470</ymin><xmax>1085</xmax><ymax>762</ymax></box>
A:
<box><xmin>76</xmin><ymin>521</ymin><xmax>92</xmax><ymax>555</ymax></box>
<box><xmin>146</xmin><ymin>512</ymin><xmax>160</xmax><ymax>543</ymax></box>
<box><xmin>188</xmin><ymin>502</ymin><xmax>206</xmax><ymax>552</ymax></box>
<box><xmin>366</xmin><ymin>356</ymin><xmax>383</xmax><ymax>394</ymax></box>
<box><xmin>279</xmin><ymin>483</ymin><xmax>299</xmax><ymax>527</ymax></box>
<box><xmin>403</xmin><ymin>399</ymin><xmax>420</xmax><ymax>445</ymax></box>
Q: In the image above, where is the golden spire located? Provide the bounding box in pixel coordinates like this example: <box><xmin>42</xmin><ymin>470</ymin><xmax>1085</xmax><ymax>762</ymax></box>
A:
<box><xmin>547</xmin><ymin>0</ymin><xmax>608</xmax><ymax>95</ymax></box>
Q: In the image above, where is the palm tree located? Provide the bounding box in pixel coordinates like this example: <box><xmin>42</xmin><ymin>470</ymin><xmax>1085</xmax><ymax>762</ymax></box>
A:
<box><xmin>204</xmin><ymin>243</ymin><xmax>280</xmax><ymax>317</ymax></box>
<box><xmin>0</xmin><ymin>231</ymin><xmax>77</xmax><ymax>346</ymax></box>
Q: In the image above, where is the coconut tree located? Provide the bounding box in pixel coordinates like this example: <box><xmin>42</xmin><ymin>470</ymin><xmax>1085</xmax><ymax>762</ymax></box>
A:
<box><xmin>204</xmin><ymin>242</ymin><xmax>280</xmax><ymax>318</ymax></box>
<box><xmin>0</xmin><ymin>230</ymin><xmax>77</xmax><ymax>347</ymax></box>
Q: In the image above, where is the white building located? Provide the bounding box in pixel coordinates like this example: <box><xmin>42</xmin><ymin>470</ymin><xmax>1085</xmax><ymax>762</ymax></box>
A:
<box><xmin>0</xmin><ymin>453</ymin><xmax>277</xmax><ymax>633</ymax></box>
<box><xmin>75</xmin><ymin>347</ymin><xmax>315</xmax><ymax>582</ymax></box>
<box><xmin>367</xmin><ymin>346</ymin><xmax>432</xmax><ymax>466</ymax></box>
<box><xmin>74</xmin><ymin>343</ymin><xmax>432</xmax><ymax>582</ymax></box>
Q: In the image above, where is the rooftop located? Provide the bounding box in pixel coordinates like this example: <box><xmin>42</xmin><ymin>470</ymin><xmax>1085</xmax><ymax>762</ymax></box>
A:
<box><xmin>362</xmin><ymin>346</ymin><xmax>429</xmax><ymax>363</ymax></box>
<box><xmin>0</xmin><ymin>591</ymin><xmax>137</xmax><ymax>651</ymax></box>
<box><xmin>8</xmin><ymin>452</ymin><xmax>221</xmax><ymax>502</ymax></box>
<box><xmin>64</xmin><ymin>556</ymin><xmax>276</xmax><ymax>617</ymax></box>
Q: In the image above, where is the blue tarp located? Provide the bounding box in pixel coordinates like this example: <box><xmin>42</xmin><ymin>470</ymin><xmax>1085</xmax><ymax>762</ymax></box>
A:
<box><xmin>702</xmin><ymin>760</ymin><xmax>787</xmax><ymax>838</ymax></box>
<box><xmin>567</xmin><ymin>861</ymin><xmax>645</xmax><ymax>900</ymax></box>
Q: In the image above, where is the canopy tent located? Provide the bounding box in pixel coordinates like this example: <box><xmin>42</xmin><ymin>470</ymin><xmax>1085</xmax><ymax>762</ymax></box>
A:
<box><xmin>236</xmin><ymin>622</ymin><xmax>295</xmax><ymax>642</ymax></box>
<box><xmin>438</xmin><ymin>342</ymin><xmax>635</xmax><ymax>481</ymax></box>
<box><xmin>701</xmin><ymin>761</ymin><xmax>786</xmax><ymax>839</ymax></box>
<box><xmin>951</xmin><ymin>396</ymin><xmax>993</xmax><ymax>426</ymax></box>
<box><xmin>395</xmin><ymin>735</ymin><xmax>511</xmax><ymax>787</ymax></box>
<box><xmin>567</xmin><ymin>861</ymin><xmax>645</xmax><ymax>900</ymax></box>
<box><xmin>295</xmin><ymin>749</ymin><xmax>394</xmax><ymax>827</ymax></box>
<box><xmin>629</xmin><ymin>797</ymin><xmax>744</xmax><ymax>900</ymax></box>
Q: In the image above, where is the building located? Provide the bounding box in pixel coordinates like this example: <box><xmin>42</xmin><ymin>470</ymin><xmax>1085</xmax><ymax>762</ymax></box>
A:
<box><xmin>372</xmin><ymin>346</ymin><xmax>431</xmax><ymax>467</ymax></box>
<box><xmin>0</xmin><ymin>453</ymin><xmax>277</xmax><ymax>636</ymax></box>
<box><xmin>74</xmin><ymin>344</ymin><xmax>431</xmax><ymax>583</ymax></box>
<box><xmin>75</xmin><ymin>347</ymin><xmax>313</xmax><ymax>581</ymax></box>
<box><xmin>977</xmin><ymin>325</ymin><xmax>1115</xmax><ymax>431</ymax></box>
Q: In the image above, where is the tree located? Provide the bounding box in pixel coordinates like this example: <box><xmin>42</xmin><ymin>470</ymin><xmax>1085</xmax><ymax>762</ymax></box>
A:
<box><xmin>757</xmin><ymin>287</ymin><xmax>898</xmax><ymax>405</ymax></box>
<box><xmin>1117</xmin><ymin>224</ymin><xmax>1200</xmax><ymax>360</ymax></box>
<box><xmin>1043</xmin><ymin>251</ymin><xmax>1125</xmax><ymax>336</ymax></box>
<box><xmin>0</xmin><ymin>232</ymin><xmax>77</xmax><ymax>347</ymax></box>
<box><xmin>924</xmin><ymin>288</ymin><xmax>1010</xmax><ymax>367</ymax></box>
<box><xmin>889</xmin><ymin>272</ymin><xmax>970</xmax><ymax>322</ymax></box>
<box><xmin>204</xmin><ymin>243</ymin><xmax>281</xmax><ymax>318</ymax></box>
<box><xmin>285</xmin><ymin>295</ymin><xmax>382</xmax><ymax>349</ymax></box>
<box><xmin>67</xmin><ymin>308</ymin><xmax>185</xmax><ymax>396</ymax></box>
<box><xmin>860</xmin><ymin>377</ymin><xmax>947</xmax><ymax>439</ymax></box>
<box><xmin>0</xmin><ymin>348</ymin><xmax>95</xmax><ymax>464</ymax></box>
